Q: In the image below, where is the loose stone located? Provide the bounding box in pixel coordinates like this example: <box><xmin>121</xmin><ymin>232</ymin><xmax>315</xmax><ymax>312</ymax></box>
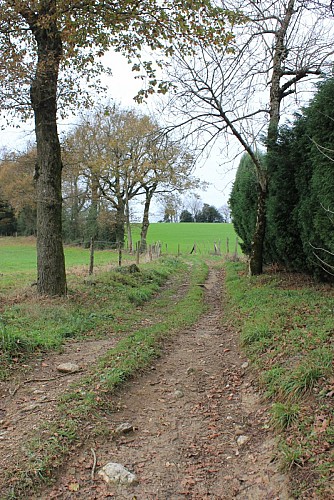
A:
<box><xmin>56</xmin><ymin>362</ymin><xmax>80</xmax><ymax>373</ymax></box>
<box><xmin>98</xmin><ymin>462</ymin><xmax>138</xmax><ymax>485</ymax></box>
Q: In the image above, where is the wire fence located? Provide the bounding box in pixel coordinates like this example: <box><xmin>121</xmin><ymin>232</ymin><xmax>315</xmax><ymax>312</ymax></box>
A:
<box><xmin>87</xmin><ymin>237</ymin><xmax>240</xmax><ymax>275</ymax></box>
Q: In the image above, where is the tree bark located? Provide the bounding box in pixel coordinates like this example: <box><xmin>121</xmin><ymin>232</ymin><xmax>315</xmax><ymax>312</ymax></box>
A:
<box><xmin>249</xmin><ymin>185</ymin><xmax>267</xmax><ymax>275</ymax></box>
<box><xmin>29</xmin><ymin>5</ymin><xmax>66</xmax><ymax>296</ymax></box>
<box><xmin>124</xmin><ymin>178</ymin><xmax>133</xmax><ymax>253</ymax></box>
<box><xmin>140</xmin><ymin>186</ymin><xmax>156</xmax><ymax>252</ymax></box>
<box><xmin>115</xmin><ymin>196</ymin><xmax>125</xmax><ymax>248</ymax></box>
<box><xmin>87</xmin><ymin>175</ymin><xmax>99</xmax><ymax>239</ymax></box>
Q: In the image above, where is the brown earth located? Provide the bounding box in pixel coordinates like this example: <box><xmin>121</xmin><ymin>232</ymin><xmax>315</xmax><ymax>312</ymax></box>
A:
<box><xmin>1</xmin><ymin>265</ymin><xmax>291</xmax><ymax>499</ymax></box>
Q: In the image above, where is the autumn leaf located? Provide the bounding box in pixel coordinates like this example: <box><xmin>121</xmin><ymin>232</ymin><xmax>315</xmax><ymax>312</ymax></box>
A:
<box><xmin>68</xmin><ymin>482</ymin><xmax>80</xmax><ymax>492</ymax></box>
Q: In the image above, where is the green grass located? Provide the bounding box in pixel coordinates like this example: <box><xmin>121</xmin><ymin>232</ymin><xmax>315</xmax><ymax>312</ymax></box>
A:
<box><xmin>0</xmin><ymin>224</ymin><xmax>238</xmax><ymax>290</ymax></box>
<box><xmin>3</xmin><ymin>256</ymin><xmax>209</xmax><ymax>498</ymax></box>
<box><xmin>0</xmin><ymin>257</ymin><xmax>186</xmax><ymax>376</ymax></box>
<box><xmin>0</xmin><ymin>236</ymin><xmax>131</xmax><ymax>295</ymax></box>
<box><xmin>225</xmin><ymin>262</ymin><xmax>334</xmax><ymax>498</ymax></box>
<box><xmin>131</xmin><ymin>222</ymin><xmax>239</xmax><ymax>254</ymax></box>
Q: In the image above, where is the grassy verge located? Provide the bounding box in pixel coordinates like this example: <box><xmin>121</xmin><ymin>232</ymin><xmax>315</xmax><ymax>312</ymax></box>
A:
<box><xmin>0</xmin><ymin>257</ymin><xmax>185</xmax><ymax>379</ymax></box>
<box><xmin>3</xmin><ymin>257</ymin><xmax>208</xmax><ymax>498</ymax></box>
<box><xmin>225</xmin><ymin>262</ymin><xmax>334</xmax><ymax>499</ymax></box>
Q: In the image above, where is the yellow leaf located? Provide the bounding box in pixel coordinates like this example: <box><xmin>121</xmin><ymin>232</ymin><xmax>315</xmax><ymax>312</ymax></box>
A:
<box><xmin>68</xmin><ymin>482</ymin><xmax>80</xmax><ymax>492</ymax></box>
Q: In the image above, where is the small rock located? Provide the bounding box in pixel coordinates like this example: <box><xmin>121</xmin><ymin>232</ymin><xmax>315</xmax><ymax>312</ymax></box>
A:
<box><xmin>0</xmin><ymin>431</ymin><xmax>8</xmax><ymax>440</ymax></box>
<box><xmin>98</xmin><ymin>463</ymin><xmax>137</xmax><ymax>485</ymax></box>
<box><xmin>241</xmin><ymin>362</ymin><xmax>249</xmax><ymax>369</ymax></box>
<box><xmin>186</xmin><ymin>367</ymin><xmax>195</xmax><ymax>375</ymax></box>
<box><xmin>174</xmin><ymin>389</ymin><xmax>184</xmax><ymax>399</ymax></box>
<box><xmin>115</xmin><ymin>422</ymin><xmax>134</xmax><ymax>435</ymax></box>
<box><xmin>236</xmin><ymin>435</ymin><xmax>250</xmax><ymax>447</ymax></box>
<box><xmin>56</xmin><ymin>362</ymin><xmax>80</xmax><ymax>373</ymax></box>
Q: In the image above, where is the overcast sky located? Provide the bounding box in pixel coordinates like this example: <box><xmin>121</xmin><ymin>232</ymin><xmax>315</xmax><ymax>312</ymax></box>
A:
<box><xmin>0</xmin><ymin>50</ymin><xmax>237</xmax><ymax>215</ymax></box>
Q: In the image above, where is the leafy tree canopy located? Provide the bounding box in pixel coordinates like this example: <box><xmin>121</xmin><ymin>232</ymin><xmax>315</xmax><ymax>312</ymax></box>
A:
<box><xmin>0</xmin><ymin>0</ymin><xmax>240</xmax><ymax>119</ymax></box>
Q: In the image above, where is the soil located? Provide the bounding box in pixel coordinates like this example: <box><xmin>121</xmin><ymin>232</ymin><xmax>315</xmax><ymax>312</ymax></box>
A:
<box><xmin>1</xmin><ymin>265</ymin><xmax>291</xmax><ymax>499</ymax></box>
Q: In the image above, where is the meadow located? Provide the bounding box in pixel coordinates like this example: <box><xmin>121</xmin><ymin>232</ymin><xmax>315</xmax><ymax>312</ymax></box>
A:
<box><xmin>132</xmin><ymin>222</ymin><xmax>238</xmax><ymax>254</ymax></box>
<box><xmin>0</xmin><ymin>223</ymin><xmax>238</xmax><ymax>280</ymax></box>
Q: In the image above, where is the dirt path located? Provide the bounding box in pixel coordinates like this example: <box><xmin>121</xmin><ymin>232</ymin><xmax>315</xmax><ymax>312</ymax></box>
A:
<box><xmin>38</xmin><ymin>266</ymin><xmax>291</xmax><ymax>499</ymax></box>
<box><xmin>0</xmin><ymin>334</ymin><xmax>121</xmax><ymax>485</ymax></box>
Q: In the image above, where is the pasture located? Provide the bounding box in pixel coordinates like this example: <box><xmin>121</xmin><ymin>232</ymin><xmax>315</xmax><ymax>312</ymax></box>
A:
<box><xmin>133</xmin><ymin>222</ymin><xmax>239</xmax><ymax>254</ymax></box>
<box><xmin>0</xmin><ymin>223</ymin><xmax>239</xmax><ymax>283</ymax></box>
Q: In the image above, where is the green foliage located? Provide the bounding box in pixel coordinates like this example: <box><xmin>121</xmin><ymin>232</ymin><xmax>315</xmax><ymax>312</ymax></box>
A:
<box><xmin>180</xmin><ymin>209</ymin><xmax>194</xmax><ymax>222</ymax></box>
<box><xmin>195</xmin><ymin>203</ymin><xmax>224</xmax><ymax>222</ymax></box>
<box><xmin>230</xmin><ymin>77</ymin><xmax>334</xmax><ymax>280</ymax></box>
<box><xmin>229</xmin><ymin>154</ymin><xmax>258</xmax><ymax>254</ymax></box>
<box><xmin>294</xmin><ymin>78</ymin><xmax>334</xmax><ymax>279</ymax></box>
<box><xmin>0</xmin><ymin>199</ymin><xmax>16</xmax><ymax>236</ymax></box>
<box><xmin>0</xmin><ymin>1</ymin><xmax>240</xmax><ymax>118</ymax></box>
<box><xmin>265</xmin><ymin>126</ymin><xmax>305</xmax><ymax>269</ymax></box>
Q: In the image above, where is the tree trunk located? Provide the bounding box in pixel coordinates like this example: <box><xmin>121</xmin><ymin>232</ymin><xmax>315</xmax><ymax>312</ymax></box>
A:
<box><xmin>30</xmin><ymin>9</ymin><xmax>66</xmax><ymax>296</ymax></box>
<box><xmin>249</xmin><ymin>185</ymin><xmax>267</xmax><ymax>275</ymax></box>
<box><xmin>140</xmin><ymin>187</ymin><xmax>155</xmax><ymax>252</ymax></box>
<box><xmin>125</xmin><ymin>184</ymin><xmax>133</xmax><ymax>253</ymax></box>
<box><xmin>115</xmin><ymin>197</ymin><xmax>125</xmax><ymax>248</ymax></box>
<box><xmin>87</xmin><ymin>175</ymin><xmax>99</xmax><ymax>239</ymax></box>
<box><xmin>70</xmin><ymin>178</ymin><xmax>80</xmax><ymax>240</ymax></box>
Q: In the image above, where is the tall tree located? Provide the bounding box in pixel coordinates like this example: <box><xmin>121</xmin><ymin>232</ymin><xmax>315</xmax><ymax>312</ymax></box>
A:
<box><xmin>0</xmin><ymin>1</ymin><xmax>234</xmax><ymax>295</ymax></box>
<box><xmin>195</xmin><ymin>203</ymin><xmax>224</xmax><ymax>222</ymax></box>
<box><xmin>165</xmin><ymin>0</ymin><xmax>334</xmax><ymax>274</ymax></box>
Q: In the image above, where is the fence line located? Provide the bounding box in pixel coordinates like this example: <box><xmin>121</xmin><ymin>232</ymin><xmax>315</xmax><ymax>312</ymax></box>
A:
<box><xmin>86</xmin><ymin>237</ymin><xmax>240</xmax><ymax>275</ymax></box>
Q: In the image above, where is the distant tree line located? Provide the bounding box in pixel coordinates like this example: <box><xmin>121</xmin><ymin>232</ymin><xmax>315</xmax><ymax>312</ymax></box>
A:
<box><xmin>179</xmin><ymin>204</ymin><xmax>225</xmax><ymax>223</ymax></box>
<box><xmin>157</xmin><ymin>192</ymin><xmax>230</xmax><ymax>223</ymax></box>
<box><xmin>229</xmin><ymin>77</ymin><xmax>334</xmax><ymax>281</ymax></box>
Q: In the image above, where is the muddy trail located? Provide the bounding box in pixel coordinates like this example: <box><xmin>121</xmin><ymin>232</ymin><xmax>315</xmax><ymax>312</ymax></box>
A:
<box><xmin>45</xmin><ymin>266</ymin><xmax>290</xmax><ymax>499</ymax></box>
<box><xmin>1</xmin><ymin>266</ymin><xmax>290</xmax><ymax>499</ymax></box>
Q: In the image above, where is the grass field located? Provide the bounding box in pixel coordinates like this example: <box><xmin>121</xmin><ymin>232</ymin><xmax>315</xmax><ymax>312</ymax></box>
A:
<box><xmin>133</xmin><ymin>222</ymin><xmax>239</xmax><ymax>254</ymax></box>
<box><xmin>0</xmin><ymin>223</ymin><xmax>239</xmax><ymax>276</ymax></box>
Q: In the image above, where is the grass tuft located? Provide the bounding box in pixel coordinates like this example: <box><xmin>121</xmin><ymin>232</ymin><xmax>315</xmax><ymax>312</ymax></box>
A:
<box><xmin>271</xmin><ymin>402</ymin><xmax>300</xmax><ymax>431</ymax></box>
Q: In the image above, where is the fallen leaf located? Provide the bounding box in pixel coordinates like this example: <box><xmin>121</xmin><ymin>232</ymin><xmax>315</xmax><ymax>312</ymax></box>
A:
<box><xmin>68</xmin><ymin>482</ymin><xmax>80</xmax><ymax>492</ymax></box>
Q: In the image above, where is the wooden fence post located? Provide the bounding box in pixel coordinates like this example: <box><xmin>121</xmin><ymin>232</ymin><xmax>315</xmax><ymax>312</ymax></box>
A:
<box><xmin>226</xmin><ymin>237</ymin><xmax>230</xmax><ymax>255</ymax></box>
<box><xmin>89</xmin><ymin>237</ymin><xmax>94</xmax><ymax>275</ymax></box>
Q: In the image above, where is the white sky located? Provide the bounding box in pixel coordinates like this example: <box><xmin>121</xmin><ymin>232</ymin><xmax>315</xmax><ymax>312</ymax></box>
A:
<box><xmin>0</xmin><ymin>51</ymin><xmax>237</xmax><ymax>216</ymax></box>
